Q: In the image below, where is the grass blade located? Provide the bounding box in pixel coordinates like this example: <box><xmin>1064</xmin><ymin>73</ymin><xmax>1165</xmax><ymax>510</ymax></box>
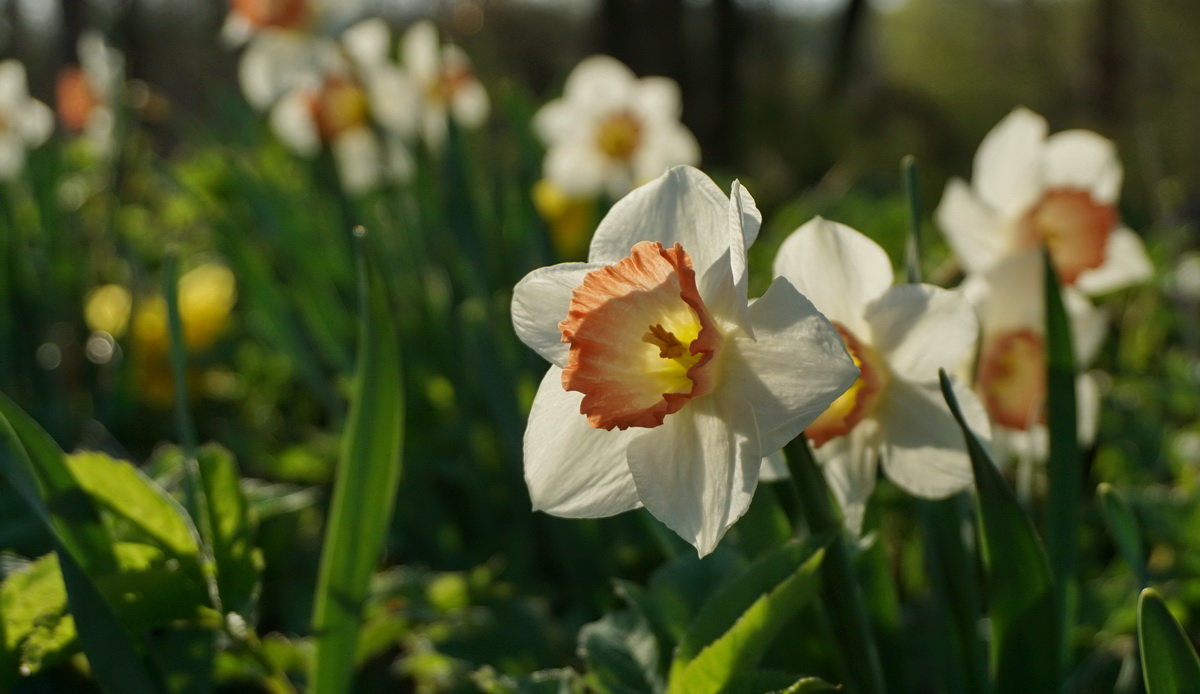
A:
<box><xmin>902</xmin><ymin>155</ymin><xmax>922</xmax><ymax>284</ymax></box>
<box><xmin>939</xmin><ymin>370</ymin><xmax>1060</xmax><ymax>694</ymax></box>
<box><xmin>1097</xmin><ymin>483</ymin><xmax>1147</xmax><ymax>587</ymax></box>
<box><xmin>783</xmin><ymin>437</ymin><xmax>887</xmax><ymax>694</ymax></box>
<box><xmin>1042</xmin><ymin>246</ymin><xmax>1081</xmax><ymax>660</ymax></box>
<box><xmin>310</xmin><ymin>228</ymin><xmax>405</xmax><ymax>694</ymax></box>
<box><xmin>1138</xmin><ymin>588</ymin><xmax>1200</xmax><ymax>693</ymax></box>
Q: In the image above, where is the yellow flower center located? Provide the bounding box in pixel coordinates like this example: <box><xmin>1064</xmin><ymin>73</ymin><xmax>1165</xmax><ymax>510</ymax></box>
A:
<box><xmin>307</xmin><ymin>76</ymin><xmax>370</xmax><ymax>141</ymax></box>
<box><xmin>560</xmin><ymin>241</ymin><xmax>720</xmax><ymax>430</ymax></box>
<box><xmin>806</xmin><ymin>323</ymin><xmax>889</xmax><ymax>447</ymax></box>
<box><xmin>595</xmin><ymin>111</ymin><xmax>642</xmax><ymax>161</ymax></box>
<box><xmin>1019</xmin><ymin>188</ymin><xmax>1115</xmax><ymax>285</ymax></box>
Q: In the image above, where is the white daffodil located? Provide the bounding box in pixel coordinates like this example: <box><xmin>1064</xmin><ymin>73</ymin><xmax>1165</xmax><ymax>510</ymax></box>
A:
<box><xmin>400</xmin><ymin>20</ymin><xmax>489</xmax><ymax>149</ymax></box>
<box><xmin>221</xmin><ymin>0</ymin><xmax>316</xmax><ymax>45</ymax></box>
<box><xmin>511</xmin><ymin>167</ymin><xmax>858</xmax><ymax>556</ymax></box>
<box><xmin>266</xmin><ymin>21</ymin><xmax>419</xmax><ymax>194</ymax></box>
<box><xmin>0</xmin><ymin>60</ymin><xmax>52</xmax><ymax>180</ymax></box>
<box><xmin>771</xmin><ymin>217</ymin><xmax>991</xmax><ymax>533</ymax></box>
<box><xmin>55</xmin><ymin>32</ymin><xmax>121</xmax><ymax>156</ymax></box>
<box><xmin>936</xmin><ymin>107</ymin><xmax>1152</xmax><ymax>296</ymax></box>
<box><xmin>534</xmin><ymin>55</ymin><xmax>699</xmax><ymax>199</ymax></box>
<box><xmin>963</xmin><ymin>250</ymin><xmax>1106</xmax><ymax>464</ymax></box>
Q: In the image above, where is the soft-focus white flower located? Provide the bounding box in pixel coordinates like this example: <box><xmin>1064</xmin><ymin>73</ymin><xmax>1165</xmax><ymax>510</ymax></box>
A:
<box><xmin>511</xmin><ymin>167</ymin><xmax>858</xmax><ymax>556</ymax></box>
<box><xmin>400</xmin><ymin>20</ymin><xmax>489</xmax><ymax>149</ymax></box>
<box><xmin>534</xmin><ymin>55</ymin><xmax>699</xmax><ymax>199</ymax></box>
<box><xmin>771</xmin><ymin>217</ymin><xmax>990</xmax><ymax>533</ymax></box>
<box><xmin>55</xmin><ymin>32</ymin><xmax>121</xmax><ymax>156</ymax></box>
<box><xmin>264</xmin><ymin>21</ymin><xmax>419</xmax><ymax>194</ymax></box>
<box><xmin>0</xmin><ymin>60</ymin><xmax>52</xmax><ymax>179</ymax></box>
<box><xmin>963</xmin><ymin>251</ymin><xmax>1106</xmax><ymax>463</ymax></box>
<box><xmin>221</xmin><ymin>0</ymin><xmax>346</xmax><ymax>45</ymax></box>
<box><xmin>936</xmin><ymin>107</ymin><xmax>1152</xmax><ymax>296</ymax></box>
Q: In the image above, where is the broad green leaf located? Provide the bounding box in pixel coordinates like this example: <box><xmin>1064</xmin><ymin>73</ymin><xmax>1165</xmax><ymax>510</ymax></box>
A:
<box><xmin>196</xmin><ymin>444</ymin><xmax>263</xmax><ymax>616</ymax></box>
<box><xmin>578</xmin><ymin>610</ymin><xmax>662</xmax><ymax>694</ymax></box>
<box><xmin>0</xmin><ymin>399</ymin><xmax>167</xmax><ymax>693</ymax></box>
<box><xmin>1097</xmin><ymin>483</ymin><xmax>1147</xmax><ymax>586</ymax></box>
<box><xmin>310</xmin><ymin>232</ymin><xmax>405</xmax><ymax>694</ymax></box>
<box><xmin>66</xmin><ymin>452</ymin><xmax>199</xmax><ymax>558</ymax></box>
<box><xmin>723</xmin><ymin>672</ymin><xmax>836</xmax><ymax>694</ymax></box>
<box><xmin>939</xmin><ymin>370</ymin><xmax>1060</xmax><ymax>694</ymax></box>
<box><xmin>1042</xmin><ymin>247</ymin><xmax>1081</xmax><ymax>659</ymax></box>
<box><xmin>1138</xmin><ymin>588</ymin><xmax>1200</xmax><ymax>693</ymax></box>
<box><xmin>666</xmin><ymin>540</ymin><xmax>826</xmax><ymax>694</ymax></box>
<box><xmin>1</xmin><ymin>552</ymin><xmax>75</xmax><ymax>674</ymax></box>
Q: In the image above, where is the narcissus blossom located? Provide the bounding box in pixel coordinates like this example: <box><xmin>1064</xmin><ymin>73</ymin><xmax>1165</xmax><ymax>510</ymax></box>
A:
<box><xmin>772</xmin><ymin>217</ymin><xmax>991</xmax><ymax>532</ymax></box>
<box><xmin>55</xmin><ymin>32</ymin><xmax>122</xmax><ymax>156</ymax></box>
<box><xmin>936</xmin><ymin>107</ymin><xmax>1151</xmax><ymax>295</ymax></box>
<box><xmin>400</xmin><ymin>21</ymin><xmax>489</xmax><ymax>149</ymax></box>
<box><xmin>962</xmin><ymin>251</ymin><xmax>1105</xmax><ymax>463</ymax></box>
<box><xmin>222</xmin><ymin>0</ymin><xmax>315</xmax><ymax>44</ymax></box>
<box><xmin>512</xmin><ymin>167</ymin><xmax>858</xmax><ymax>556</ymax></box>
<box><xmin>265</xmin><ymin>20</ymin><xmax>419</xmax><ymax>194</ymax></box>
<box><xmin>533</xmin><ymin>55</ymin><xmax>699</xmax><ymax>198</ymax></box>
<box><xmin>0</xmin><ymin>61</ymin><xmax>52</xmax><ymax>179</ymax></box>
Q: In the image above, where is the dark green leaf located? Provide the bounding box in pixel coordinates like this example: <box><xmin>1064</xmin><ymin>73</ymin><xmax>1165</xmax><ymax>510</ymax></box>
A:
<box><xmin>196</xmin><ymin>444</ymin><xmax>263</xmax><ymax>616</ymax></box>
<box><xmin>578</xmin><ymin>610</ymin><xmax>661</xmax><ymax>694</ymax></box>
<box><xmin>1097</xmin><ymin>483</ymin><xmax>1146</xmax><ymax>586</ymax></box>
<box><xmin>1138</xmin><ymin>588</ymin><xmax>1200</xmax><ymax>694</ymax></box>
<box><xmin>939</xmin><ymin>370</ymin><xmax>1060</xmax><ymax>694</ymax></box>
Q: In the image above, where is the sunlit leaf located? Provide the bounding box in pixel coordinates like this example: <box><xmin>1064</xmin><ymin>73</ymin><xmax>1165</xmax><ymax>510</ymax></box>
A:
<box><xmin>1138</xmin><ymin>588</ymin><xmax>1200</xmax><ymax>693</ymax></box>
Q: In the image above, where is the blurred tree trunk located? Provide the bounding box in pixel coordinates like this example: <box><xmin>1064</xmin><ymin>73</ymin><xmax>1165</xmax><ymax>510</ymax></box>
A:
<box><xmin>711</xmin><ymin>0</ymin><xmax>741</xmax><ymax>166</ymax></box>
<box><xmin>826</xmin><ymin>0</ymin><xmax>868</xmax><ymax>99</ymax></box>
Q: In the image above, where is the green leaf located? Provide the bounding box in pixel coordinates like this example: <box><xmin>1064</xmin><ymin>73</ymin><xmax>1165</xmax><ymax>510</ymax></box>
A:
<box><xmin>666</xmin><ymin>540</ymin><xmax>826</xmax><ymax>694</ymax></box>
<box><xmin>723</xmin><ymin>672</ymin><xmax>836</xmax><ymax>694</ymax></box>
<box><xmin>310</xmin><ymin>231</ymin><xmax>405</xmax><ymax>694</ymax></box>
<box><xmin>0</xmin><ymin>397</ymin><xmax>167</xmax><ymax>694</ymax></box>
<box><xmin>196</xmin><ymin>444</ymin><xmax>263</xmax><ymax>616</ymax></box>
<box><xmin>1</xmin><ymin>552</ymin><xmax>75</xmax><ymax>675</ymax></box>
<box><xmin>1097</xmin><ymin>483</ymin><xmax>1147</xmax><ymax>586</ymax></box>
<box><xmin>1138</xmin><ymin>588</ymin><xmax>1200</xmax><ymax>693</ymax></box>
<box><xmin>1042</xmin><ymin>247</ymin><xmax>1081</xmax><ymax>659</ymax></box>
<box><xmin>578</xmin><ymin>610</ymin><xmax>662</xmax><ymax>694</ymax></box>
<box><xmin>939</xmin><ymin>370</ymin><xmax>1060</xmax><ymax>694</ymax></box>
<box><xmin>65</xmin><ymin>452</ymin><xmax>199</xmax><ymax>558</ymax></box>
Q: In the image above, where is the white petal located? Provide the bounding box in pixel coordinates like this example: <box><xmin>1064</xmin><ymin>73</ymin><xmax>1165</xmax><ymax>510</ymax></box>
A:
<box><xmin>626</xmin><ymin>394</ymin><xmax>761</xmax><ymax>556</ymax></box>
<box><xmin>1073</xmin><ymin>228</ymin><xmax>1153</xmax><ymax>296</ymax></box>
<box><xmin>451</xmin><ymin>80</ymin><xmax>489</xmax><ymax>127</ymax></box>
<box><xmin>0</xmin><ymin>133</ymin><xmax>25</xmax><ymax>180</ymax></box>
<box><xmin>973</xmin><ymin>107</ymin><xmax>1047</xmax><ymax>213</ymax></box>
<box><xmin>401</xmin><ymin>21</ymin><xmax>440</xmax><ymax>84</ymax></box>
<box><xmin>333</xmin><ymin>127</ymin><xmax>381</xmax><ymax>195</ymax></box>
<box><xmin>220</xmin><ymin>13</ymin><xmax>254</xmax><ymax>46</ymax></box>
<box><xmin>588</xmin><ymin>166</ymin><xmax>738</xmax><ymax>285</ymax></box>
<box><xmin>239</xmin><ymin>32</ymin><xmax>322</xmax><ymax>110</ymax></box>
<box><xmin>632</xmin><ymin>76</ymin><xmax>682</xmax><ymax>119</ymax></box>
<box><xmin>421</xmin><ymin>103</ymin><xmax>449</xmax><ymax>150</ymax></box>
<box><xmin>562</xmin><ymin>55</ymin><xmax>637</xmax><ymax>110</ymax></box>
<box><xmin>865</xmin><ymin>284</ymin><xmax>979</xmax><ymax>383</ymax></box>
<box><xmin>815</xmin><ymin>426</ymin><xmax>879</xmax><ymax>536</ymax></box>
<box><xmin>0</xmin><ymin>60</ymin><xmax>28</xmax><ymax>105</ymax></box>
<box><xmin>17</xmin><ymin>98</ymin><xmax>53</xmax><ymax>147</ymax></box>
<box><xmin>876</xmin><ymin>378</ymin><xmax>982</xmax><ymax>500</ymax></box>
<box><xmin>367</xmin><ymin>66</ymin><xmax>420</xmax><ymax>136</ymax></box>
<box><xmin>268</xmin><ymin>90</ymin><xmax>319</xmax><ymax>156</ymax></box>
<box><xmin>342</xmin><ymin>18</ymin><xmax>391</xmax><ymax>68</ymax></box>
<box><xmin>722</xmin><ymin>276</ymin><xmax>861</xmax><ymax>455</ymax></box>
<box><xmin>934</xmin><ymin>178</ymin><xmax>1006</xmax><ymax>275</ymax></box>
<box><xmin>772</xmin><ymin>216</ymin><xmax>893</xmax><ymax>334</ymax></box>
<box><xmin>702</xmin><ymin>179</ymin><xmax>759</xmax><ymax>332</ymax></box>
<box><xmin>544</xmin><ymin>142</ymin><xmax>610</xmax><ymax>198</ymax></box>
<box><xmin>1077</xmin><ymin>371</ymin><xmax>1100</xmax><ymax>446</ymax></box>
<box><xmin>524</xmin><ymin>367</ymin><xmax>641</xmax><ymax>517</ymax></box>
<box><xmin>971</xmin><ymin>250</ymin><xmax>1045</xmax><ymax>334</ymax></box>
<box><xmin>1063</xmin><ymin>287</ymin><xmax>1109</xmax><ymax>366</ymax></box>
<box><xmin>759</xmin><ymin>451</ymin><xmax>788</xmax><ymax>482</ymax></box>
<box><xmin>511</xmin><ymin>262</ymin><xmax>601</xmax><ymax>367</ymax></box>
<box><xmin>1042</xmin><ymin>129</ymin><xmax>1122</xmax><ymax>204</ymax></box>
<box><xmin>630</xmin><ymin>121</ymin><xmax>701</xmax><ymax>185</ymax></box>
<box><xmin>532</xmin><ymin>99</ymin><xmax>577</xmax><ymax>145</ymax></box>
<box><xmin>383</xmin><ymin>135</ymin><xmax>414</xmax><ymax>183</ymax></box>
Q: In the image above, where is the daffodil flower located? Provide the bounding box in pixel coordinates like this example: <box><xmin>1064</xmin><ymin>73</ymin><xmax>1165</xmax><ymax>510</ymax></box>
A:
<box><xmin>265</xmin><ymin>21</ymin><xmax>419</xmax><ymax>194</ymax></box>
<box><xmin>936</xmin><ymin>107</ymin><xmax>1152</xmax><ymax>295</ymax></box>
<box><xmin>962</xmin><ymin>250</ymin><xmax>1105</xmax><ymax>463</ymax></box>
<box><xmin>772</xmin><ymin>217</ymin><xmax>991</xmax><ymax>533</ymax></box>
<box><xmin>512</xmin><ymin>167</ymin><xmax>858</xmax><ymax>556</ymax></box>
<box><xmin>400</xmin><ymin>21</ymin><xmax>489</xmax><ymax>149</ymax></box>
<box><xmin>55</xmin><ymin>32</ymin><xmax>121</xmax><ymax>156</ymax></box>
<box><xmin>0</xmin><ymin>61</ymin><xmax>52</xmax><ymax>179</ymax></box>
<box><xmin>533</xmin><ymin>55</ymin><xmax>699</xmax><ymax>198</ymax></box>
<box><xmin>222</xmin><ymin>0</ymin><xmax>316</xmax><ymax>45</ymax></box>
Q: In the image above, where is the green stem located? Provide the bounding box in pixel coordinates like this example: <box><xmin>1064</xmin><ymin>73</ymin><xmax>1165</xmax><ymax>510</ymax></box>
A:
<box><xmin>902</xmin><ymin>155</ymin><xmax>922</xmax><ymax>284</ymax></box>
<box><xmin>784</xmin><ymin>435</ymin><xmax>887</xmax><ymax>694</ymax></box>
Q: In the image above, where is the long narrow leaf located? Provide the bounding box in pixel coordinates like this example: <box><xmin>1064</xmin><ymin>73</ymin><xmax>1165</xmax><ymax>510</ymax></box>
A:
<box><xmin>939</xmin><ymin>370</ymin><xmax>1060</xmax><ymax>694</ymax></box>
<box><xmin>1138</xmin><ymin>588</ymin><xmax>1200</xmax><ymax>693</ymax></box>
<box><xmin>310</xmin><ymin>229</ymin><xmax>405</xmax><ymax>694</ymax></box>
<box><xmin>1042</xmin><ymin>247</ymin><xmax>1081</xmax><ymax>660</ymax></box>
<box><xmin>1097</xmin><ymin>483</ymin><xmax>1147</xmax><ymax>587</ymax></box>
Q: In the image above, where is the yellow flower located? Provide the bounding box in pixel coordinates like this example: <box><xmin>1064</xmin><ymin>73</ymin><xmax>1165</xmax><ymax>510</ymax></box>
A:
<box><xmin>533</xmin><ymin>179</ymin><xmax>595</xmax><ymax>260</ymax></box>
<box><xmin>83</xmin><ymin>284</ymin><xmax>133</xmax><ymax>337</ymax></box>
<box><xmin>178</xmin><ymin>264</ymin><xmax>237</xmax><ymax>351</ymax></box>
